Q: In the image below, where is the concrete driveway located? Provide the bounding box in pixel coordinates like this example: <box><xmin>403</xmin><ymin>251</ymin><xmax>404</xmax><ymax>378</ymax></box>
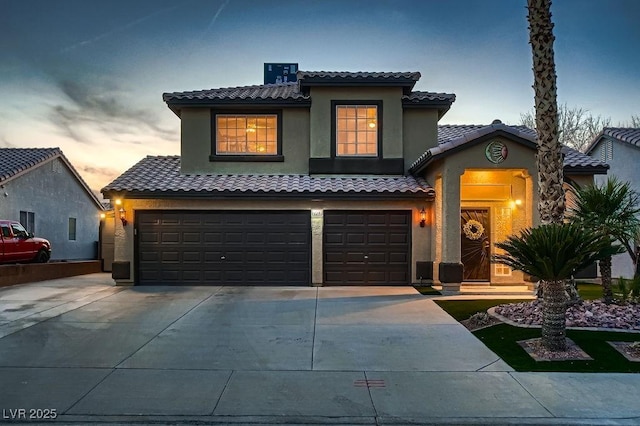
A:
<box><xmin>1</xmin><ymin>274</ymin><xmax>639</xmax><ymax>425</ymax></box>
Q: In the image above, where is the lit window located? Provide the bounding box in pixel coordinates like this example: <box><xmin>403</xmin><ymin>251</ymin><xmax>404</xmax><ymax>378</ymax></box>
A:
<box><xmin>336</xmin><ymin>105</ymin><xmax>378</xmax><ymax>156</ymax></box>
<box><xmin>216</xmin><ymin>115</ymin><xmax>277</xmax><ymax>155</ymax></box>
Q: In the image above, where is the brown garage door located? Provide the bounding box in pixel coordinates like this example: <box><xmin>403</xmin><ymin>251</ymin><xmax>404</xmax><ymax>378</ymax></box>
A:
<box><xmin>136</xmin><ymin>211</ymin><xmax>310</xmax><ymax>286</ymax></box>
<box><xmin>323</xmin><ymin>210</ymin><xmax>411</xmax><ymax>285</ymax></box>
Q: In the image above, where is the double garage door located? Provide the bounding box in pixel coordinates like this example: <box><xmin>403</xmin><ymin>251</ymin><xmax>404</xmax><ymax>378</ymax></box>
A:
<box><xmin>136</xmin><ymin>210</ymin><xmax>410</xmax><ymax>286</ymax></box>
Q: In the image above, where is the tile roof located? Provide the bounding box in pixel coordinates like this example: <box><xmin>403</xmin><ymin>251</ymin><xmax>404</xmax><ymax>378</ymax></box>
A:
<box><xmin>0</xmin><ymin>148</ymin><xmax>62</xmax><ymax>183</ymax></box>
<box><xmin>585</xmin><ymin>127</ymin><xmax>640</xmax><ymax>154</ymax></box>
<box><xmin>163</xmin><ymin>82</ymin><xmax>308</xmax><ymax>103</ymax></box>
<box><xmin>0</xmin><ymin>147</ymin><xmax>104</xmax><ymax>209</ymax></box>
<box><xmin>561</xmin><ymin>145</ymin><xmax>607</xmax><ymax>169</ymax></box>
<box><xmin>102</xmin><ymin>156</ymin><xmax>434</xmax><ymax>199</ymax></box>
<box><xmin>402</xmin><ymin>92</ymin><xmax>457</xmax><ymax>117</ymax></box>
<box><xmin>163</xmin><ymin>71</ymin><xmax>455</xmax><ymax>116</ymax></box>
<box><xmin>297</xmin><ymin>70</ymin><xmax>421</xmax><ymax>82</ymax></box>
<box><xmin>410</xmin><ymin>123</ymin><xmax>608</xmax><ymax>174</ymax></box>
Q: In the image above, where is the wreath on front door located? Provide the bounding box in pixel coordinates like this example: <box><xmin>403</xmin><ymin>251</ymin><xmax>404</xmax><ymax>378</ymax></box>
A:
<box><xmin>463</xmin><ymin>219</ymin><xmax>485</xmax><ymax>240</ymax></box>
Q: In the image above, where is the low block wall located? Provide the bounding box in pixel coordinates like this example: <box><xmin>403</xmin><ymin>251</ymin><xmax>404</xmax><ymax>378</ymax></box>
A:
<box><xmin>0</xmin><ymin>260</ymin><xmax>102</xmax><ymax>287</ymax></box>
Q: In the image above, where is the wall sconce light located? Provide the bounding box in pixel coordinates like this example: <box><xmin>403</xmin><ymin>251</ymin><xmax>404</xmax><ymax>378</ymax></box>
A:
<box><xmin>114</xmin><ymin>199</ymin><xmax>128</xmax><ymax>226</ymax></box>
<box><xmin>119</xmin><ymin>208</ymin><xmax>128</xmax><ymax>226</ymax></box>
<box><xmin>100</xmin><ymin>213</ymin><xmax>106</xmax><ymax>220</ymax></box>
<box><xmin>419</xmin><ymin>207</ymin><xmax>427</xmax><ymax>228</ymax></box>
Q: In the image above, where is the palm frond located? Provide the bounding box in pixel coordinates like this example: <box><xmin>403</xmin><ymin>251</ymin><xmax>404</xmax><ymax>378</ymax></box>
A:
<box><xmin>493</xmin><ymin>222</ymin><xmax>624</xmax><ymax>281</ymax></box>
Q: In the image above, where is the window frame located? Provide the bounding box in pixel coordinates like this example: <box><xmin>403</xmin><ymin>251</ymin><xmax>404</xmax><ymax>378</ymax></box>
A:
<box><xmin>210</xmin><ymin>110</ymin><xmax>284</xmax><ymax>162</ymax></box>
<box><xmin>331</xmin><ymin>100</ymin><xmax>383</xmax><ymax>159</ymax></box>
<box><xmin>68</xmin><ymin>217</ymin><xmax>77</xmax><ymax>241</ymax></box>
<box><xmin>19</xmin><ymin>211</ymin><xmax>35</xmax><ymax>234</ymax></box>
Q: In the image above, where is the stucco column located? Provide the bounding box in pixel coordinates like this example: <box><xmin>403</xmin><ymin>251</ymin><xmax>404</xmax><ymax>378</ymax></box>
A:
<box><xmin>438</xmin><ymin>167</ymin><xmax>463</xmax><ymax>293</ymax></box>
<box><xmin>112</xmin><ymin>199</ymin><xmax>134</xmax><ymax>285</ymax></box>
<box><xmin>311</xmin><ymin>209</ymin><xmax>323</xmax><ymax>286</ymax></box>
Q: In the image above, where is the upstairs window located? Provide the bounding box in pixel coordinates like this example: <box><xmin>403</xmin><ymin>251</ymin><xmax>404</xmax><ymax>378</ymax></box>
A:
<box><xmin>336</xmin><ymin>105</ymin><xmax>378</xmax><ymax>156</ymax></box>
<box><xmin>216</xmin><ymin>114</ymin><xmax>278</xmax><ymax>155</ymax></box>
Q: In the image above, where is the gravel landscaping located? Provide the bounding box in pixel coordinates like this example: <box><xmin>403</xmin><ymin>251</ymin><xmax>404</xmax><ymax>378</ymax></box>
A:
<box><xmin>493</xmin><ymin>299</ymin><xmax>640</xmax><ymax>331</ymax></box>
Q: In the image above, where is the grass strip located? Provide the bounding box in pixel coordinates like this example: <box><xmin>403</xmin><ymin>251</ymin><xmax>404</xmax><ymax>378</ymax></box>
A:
<box><xmin>473</xmin><ymin>324</ymin><xmax>640</xmax><ymax>373</ymax></box>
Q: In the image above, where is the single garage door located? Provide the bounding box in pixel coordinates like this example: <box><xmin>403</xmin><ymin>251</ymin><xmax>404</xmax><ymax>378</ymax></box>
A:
<box><xmin>323</xmin><ymin>210</ymin><xmax>411</xmax><ymax>285</ymax></box>
<box><xmin>136</xmin><ymin>211</ymin><xmax>310</xmax><ymax>286</ymax></box>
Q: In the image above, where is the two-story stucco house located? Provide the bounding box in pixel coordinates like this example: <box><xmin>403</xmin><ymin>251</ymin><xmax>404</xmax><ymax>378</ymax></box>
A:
<box><xmin>102</xmin><ymin>70</ymin><xmax>607</xmax><ymax>291</ymax></box>
<box><xmin>585</xmin><ymin>128</ymin><xmax>640</xmax><ymax>279</ymax></box>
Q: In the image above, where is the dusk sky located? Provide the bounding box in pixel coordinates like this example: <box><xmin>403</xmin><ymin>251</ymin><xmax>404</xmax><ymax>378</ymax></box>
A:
<box><xmin>2</xmin><ymin>0</ymin><xmax>639</xmax><ymax>194</ymax></box>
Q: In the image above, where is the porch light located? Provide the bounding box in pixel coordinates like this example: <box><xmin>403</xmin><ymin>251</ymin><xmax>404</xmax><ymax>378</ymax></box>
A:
<box><xmin>119</xmin><ymin>208</ymin><xmax>128</xmax><ymax>226</ymax></box>
<box><xmin>419</xmin><ymin>207</ymin><xmax>427</xmax><ymax>228</ymax></box>
<box><xmin>114</xmin><ymin>199</ymin><xmax>128</xmax><ymax>226</ymax></box>
<box><xmin>509</xmin><ymin>198</ymin><xmax>523</xmax><ymax>209</ymax></box>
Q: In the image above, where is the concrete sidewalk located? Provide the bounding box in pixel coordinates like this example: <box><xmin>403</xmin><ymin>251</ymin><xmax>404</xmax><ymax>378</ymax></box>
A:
<box><xmin>0</xmin><ymin>274</ymin><xmax>639</xmax><ymax>425</ymax></box>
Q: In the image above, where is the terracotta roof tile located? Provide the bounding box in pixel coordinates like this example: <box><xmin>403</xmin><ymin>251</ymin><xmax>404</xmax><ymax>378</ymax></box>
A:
<box><xmin>102</xmin><ymin>156</ymin><xmax>434</xmax><ymax>198</ymax></box>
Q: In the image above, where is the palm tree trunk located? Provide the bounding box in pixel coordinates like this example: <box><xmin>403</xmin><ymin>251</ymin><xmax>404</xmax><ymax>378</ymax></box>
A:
<box><xmin>600</xmin><ymin>256</ymin><xmax>613</xmax><ymax>304</ymax></box>
<box><xmin>542</xmin><ymin>279</ymin><xmax>567</xmax><ymax>351</ymax></box>
<box><xmin>527</xmin><ymin>0</ymin><xmax>565</xmax><ymax>225</ymax></box>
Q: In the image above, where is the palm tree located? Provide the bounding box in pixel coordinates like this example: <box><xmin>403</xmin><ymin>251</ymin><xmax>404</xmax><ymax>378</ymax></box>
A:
<box><xmin>526</xmin><ymin>0</ymin><xmax>567</xmax><ymax>348</ymax></box>
<box><xmin>494</xmin><ymin>223</ymin><xmax>622</xmax><ymax>351</ymax></box>
<box><xmin>567</xmin><ymin>177</ymin><xmax>640</xmax><ymax>303</ymax></box>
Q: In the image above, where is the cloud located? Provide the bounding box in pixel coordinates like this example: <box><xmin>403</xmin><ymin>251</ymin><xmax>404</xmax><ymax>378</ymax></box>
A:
<box><xmin>48</xmin><ymin>77</ymin><xmax>176</xmax><ymax>144</ymax></box>
<box><xmin>203</xmin><ymin>0</ymin><xmax>230</xmax><ymax>37</ymax></box>
<box><xmin>60</xmin><ymin>4</ymin><xmax>180</xmax><ymax>54</ymax></box>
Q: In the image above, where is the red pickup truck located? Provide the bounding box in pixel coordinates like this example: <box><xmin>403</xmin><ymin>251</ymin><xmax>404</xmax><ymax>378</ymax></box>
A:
<box><xmin>0</xmin><ymin>220</ymin><xmax>52</xmax><ymax>264</ymax></box>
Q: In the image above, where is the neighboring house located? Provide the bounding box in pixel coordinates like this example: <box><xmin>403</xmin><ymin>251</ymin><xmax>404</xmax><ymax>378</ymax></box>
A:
<box><xmin>0</xmin><ymin>148</ymin><xmax>104</xmax><ymax>260</ymax></box>
<box><xmin>102</xmin><ymin>70</ymin><xmax>607</xmax><ymax>290</ymax></box>
<box><xmin>585</xmin><ymin>128</ymin><xmax>640</xmax><ymax>279</ymax></box>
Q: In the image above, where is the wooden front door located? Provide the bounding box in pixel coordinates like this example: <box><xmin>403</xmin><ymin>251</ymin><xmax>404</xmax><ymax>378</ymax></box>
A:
<box><xmin>461</xmin><ymin>209</ymin><xmax>490</xmax><ymax>281</ymax></box>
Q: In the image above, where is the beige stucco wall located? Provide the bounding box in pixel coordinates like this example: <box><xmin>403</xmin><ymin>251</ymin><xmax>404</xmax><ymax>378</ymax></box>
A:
<box><xmin>110</xmin><ymin>198</ymin><xmax>432</xmax><ymax>286</ymax></box>
<box><xmin>308</xmin><ymin>87</ymin><xmax>404</xmax><ymax>159</ymax></box>
<box><xmin>179</xmin><ymin>107</ymin><xmax>310</xmax><ymax>174</ymax></box>
<box><xmin>402</xmin><ymin>108</ymin><xmax>439</xmax><ymax>171</ymax></box>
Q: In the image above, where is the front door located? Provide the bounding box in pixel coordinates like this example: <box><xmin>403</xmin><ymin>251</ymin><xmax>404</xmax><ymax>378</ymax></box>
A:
<box><xmin>461</xmin><ymin>209</ymin><xmax>490</xmax><ymax>281</ymax></box>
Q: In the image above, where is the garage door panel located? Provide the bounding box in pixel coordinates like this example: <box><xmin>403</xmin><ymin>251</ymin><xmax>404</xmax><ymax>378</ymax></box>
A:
<box><xmin>183</xmin><ymin>233</ymin><xmax>201</xmax><ymax>243</ymax></box>
<box><xmin>140</xmin><ymin>232</ymin><xmax>159</xmax><ymax>243</ymax></box>
<box><xmin>323</xmin><ymin>210</ymin><xmax>410</xmax><ymax>285</ymax></box>
<box><xmin>161</xmin><ymin>218</ymin><xmax>180</xmax><ymax>225</ymax></box>
<box><xmin>224</xmin><ymin>232</ymin><xmax>244</xmax><ymax>244</ymax></box>
<box><xmin>389</xmin><ymin>233</ymin><xmax>409</xmax><ymax>244</ymax></box>
<box><xmin>183</xmin><ymin>252</ymin><xmax>202</xmax><ymax>263</ymax></box>
<box><xmin>346</xmin><ymin>252</ymin><xmax>366</xmax><ymax>263</ymax></box>
<box><xmin>161</xmin><ymin>252</ymin><xmax>180</xmax><ymax>263</ymax></box>
<box><xmin>161</xmin><ymin>232</ymin><xmax>180</xmax><ymax>243</ymax></box>
<box><xmin>389</xmin><ymin>214</ymin><xmax>410</xmax><ymax>225</ymax></box>
<box><xmin>324</xmin><ymin>233</ymin><xmax>344</xmax><ymax>245</ymax></box>
<box><xmin>346</xmin><ymin>233</ymin><xmax>365</xmax><ymax>244</ymax></box>
<box><xmin>137</xmin><ymin>211</ymin><xmax>310</xmax><ymax>286</ymax></box>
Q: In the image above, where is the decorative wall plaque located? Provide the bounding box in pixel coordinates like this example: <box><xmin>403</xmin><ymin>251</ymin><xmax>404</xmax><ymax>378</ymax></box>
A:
<box><xmin>485</xmin><ymin>140</ymin><xmax>508</xmax><ymax>164</ymax></box>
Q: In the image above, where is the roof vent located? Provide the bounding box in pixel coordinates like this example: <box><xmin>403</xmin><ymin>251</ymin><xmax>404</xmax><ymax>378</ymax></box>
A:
<box><xmin>491</xmin><ymin>119</ymin><xmax>502</xmax><ymax>125</ymax></box>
